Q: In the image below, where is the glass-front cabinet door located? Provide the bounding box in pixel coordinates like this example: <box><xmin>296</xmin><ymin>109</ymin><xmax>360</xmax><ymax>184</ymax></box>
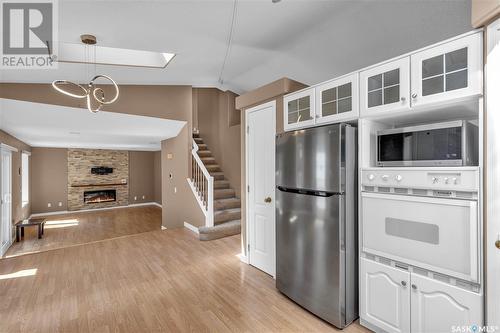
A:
<box><xmin>284</xmin><ymin>88</ymin><xmax>315</xmax><ymax>131</ymax></box>
<box><xmin>410</xmin><ymin>33</ymin><xmax>482</xmax><ymax>107</ymax></box>
<box><xmin>360</xmin><ymin>57</ymin><xmax>410</xmax><ymax>117</ymax></box>
<box><xmin>315</xmin><ymin>73</ymin><xmax>359</xmax><ymax>124</ymax></box>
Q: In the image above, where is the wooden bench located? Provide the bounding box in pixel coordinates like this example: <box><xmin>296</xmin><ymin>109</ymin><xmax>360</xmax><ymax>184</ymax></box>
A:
<box><xmin>15</xmin><ymin>218</ymin><xmax>47</xmax><ymax>242</ymax></box>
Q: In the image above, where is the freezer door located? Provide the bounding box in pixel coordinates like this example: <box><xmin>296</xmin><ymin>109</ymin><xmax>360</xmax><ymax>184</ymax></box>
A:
<box><xmin>276</xmin><ymin>189</ymin><xmax>344</xmax><ymax>327</ymax></box>
<box><xmin>276</xmin><ymin>124</ymin><xmax>342</xmax><ymax>193</ymax></box>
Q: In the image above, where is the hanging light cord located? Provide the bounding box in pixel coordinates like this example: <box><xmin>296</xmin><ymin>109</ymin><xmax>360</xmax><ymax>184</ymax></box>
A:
<box><xmin>218</xmin><ymin>0</ymin><xmax>238</xmax><ymax>86</ymax></box>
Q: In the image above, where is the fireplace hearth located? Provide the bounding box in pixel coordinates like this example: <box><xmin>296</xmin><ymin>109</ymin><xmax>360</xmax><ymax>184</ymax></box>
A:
<box><xmin>84</xmin><ymin>189</ymin><xmax>117</xmax><ymax>204</ymax></box>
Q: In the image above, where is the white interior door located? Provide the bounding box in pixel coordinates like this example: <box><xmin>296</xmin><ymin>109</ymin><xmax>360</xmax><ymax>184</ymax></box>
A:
<box><xmin>246</xmin><ymin>101</ymin><xmax>276</xmax><ymax>276</ymax></box>
<box><xmin>0</xmin><ymin>149</ymin><xmax>12</xmax><ymax>257</ymax></box>
<box><xmin>486</xmin><ymin>18</ymin><xmax>500</xmax><ymax>327</ymax></box>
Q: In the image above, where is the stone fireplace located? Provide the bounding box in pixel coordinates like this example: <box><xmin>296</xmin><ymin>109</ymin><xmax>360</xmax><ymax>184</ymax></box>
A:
<box><xmin>68</xmin><ymin>149</ymin><xmax>129</xmax><ymax>211</ymax></box>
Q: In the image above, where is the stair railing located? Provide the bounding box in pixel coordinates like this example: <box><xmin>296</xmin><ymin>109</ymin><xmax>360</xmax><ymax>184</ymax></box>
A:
<box><xmin>189</xmin><ymin>139</ymin><xmax>214</xmax><ymax>227</ymax></box>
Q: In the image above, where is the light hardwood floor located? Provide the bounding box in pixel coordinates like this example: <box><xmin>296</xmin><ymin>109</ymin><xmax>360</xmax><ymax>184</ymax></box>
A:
<box><xmin>5</xmin><ymin>205</ymin><xmax>161</xmax><ymax>258</ymax></box>
<box><xmin>0</xmin><ymin>225</ymin><xmax>371</xmax><ymax>332</ymax></box>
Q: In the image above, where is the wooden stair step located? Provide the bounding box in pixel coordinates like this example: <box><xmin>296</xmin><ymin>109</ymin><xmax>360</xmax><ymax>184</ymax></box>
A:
<box><xmin>194</xmin><ymin>137</ymin><xmax>204</xmax><ymax>144</ymax></box>
<box><xmin>214</xmin><ymin>188</ymin><xmax>235</xmax><ymax>199</ymax></box>
<box><xmin>198</xmin><ymin>150</ymin><xmax>212</xmax><ymax>157</ymax></box>
<box><xmin>201</xmin><ymin>157</ymin><xmax>217</xmax><ymax>165</ymax></box>
<box><xmin>210</xmin><ymin>172</ymin><xmax>225</xmax><ymax>180</ymax></box>
<box><xmin>214</xmin><ymin>208</ymin><xmax>241</xmax><ymax>225</ymax></box>
<box><xmin>198</xmin><ymin>220</ymin><xmax>241</xmax><ymax>241</ymax></box>
<box><xmin>193</xmin><ymin>132</ymin><xmax>200</xmax><ymax>138</ymax></box>
<box><xmin>206</xmin><ymin>164</ymin><xmax>221</xmax><ymax>172</ymax></box>
<box><xmin>214</xmin><ymin>180</ymin><xmax>230</xmax><ymax>189</ymax></box>
<box><xmin>197</xmin><ymin>144</ymin><xmax>208</xmax><ymax>150</ymax></box>
<box><xmin>214</xmin><ymin>198</ymin><xmax>241</xmax><ymax>210</ymax></box>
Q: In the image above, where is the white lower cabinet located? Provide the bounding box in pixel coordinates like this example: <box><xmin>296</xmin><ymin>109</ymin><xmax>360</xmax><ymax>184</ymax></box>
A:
<box><xmin>410</xmin><ymin>274</ymin><xmax>483</xmax><ymax>333</ymax></box>
<box><xmin>361</xmin><ymin>258</ymin><xmax>483</xmax><ymax>333</ymax></box>
<box><xmin>360</xmin><ymin>258</ymin><xmax>410</xmax><ymax>333</ymax></box>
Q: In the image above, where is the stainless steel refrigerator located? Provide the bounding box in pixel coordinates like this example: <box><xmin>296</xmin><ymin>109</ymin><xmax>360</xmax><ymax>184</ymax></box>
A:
<box><xmin>275</xmin><ymin>123</ymin><xmax>358</xmax><ymax>328</ymax></box>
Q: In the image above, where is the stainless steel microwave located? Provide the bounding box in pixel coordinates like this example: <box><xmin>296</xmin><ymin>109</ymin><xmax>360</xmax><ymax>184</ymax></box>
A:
<box><xmin>377</xmin><ymin>120</ymin><xmax>478</xmax><ymax>167</ymax></box>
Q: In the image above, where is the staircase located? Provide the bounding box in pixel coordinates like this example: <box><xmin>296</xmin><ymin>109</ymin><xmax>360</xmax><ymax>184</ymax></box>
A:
<box><xmin>189</xmin><ymin>132</ymin><xmax>241</xmax><ymax>240</ymax></box>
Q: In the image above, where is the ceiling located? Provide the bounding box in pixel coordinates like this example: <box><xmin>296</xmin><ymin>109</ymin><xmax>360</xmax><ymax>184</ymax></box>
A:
<box><xmin>0</xmin><ymin>0</ymin><xmax>472</xmax><ymax>94</ymax></box>
<box><xmin>0</xmin><ymin>99</ymin><xmax>186</xmax><ymax>150</ymax></box>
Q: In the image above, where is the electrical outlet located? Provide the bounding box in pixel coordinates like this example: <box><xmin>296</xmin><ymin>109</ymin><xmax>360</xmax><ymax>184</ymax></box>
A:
<box><xmin>174</xmin><ymin>187</ymin><xmax>177</xmax><ymax>193</ymax></box>
<box><xmin>142</xmin><ymin>195</ymin><xmax>145</xmax><ymax>199</ymax></box>
<box><xmin>47</xmin><ymin>203</ymin><xmax>51</xmax><ymax>208</ymax></box>
<box><xmin>134</xmin><ymin>196</ymin><xmax>137</xmax><ymax>201</ymax></box>
<box><xmin>58</xmin><ymin>202</ymin><xmax>62</xmax><ymax>207</ymax></box>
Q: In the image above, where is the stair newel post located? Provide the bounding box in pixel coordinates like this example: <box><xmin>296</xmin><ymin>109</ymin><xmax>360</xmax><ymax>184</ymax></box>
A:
<box><xmin>207</xmin><ymin>175</ymin><xmax>214</xmax><ymax>227</ymax></box>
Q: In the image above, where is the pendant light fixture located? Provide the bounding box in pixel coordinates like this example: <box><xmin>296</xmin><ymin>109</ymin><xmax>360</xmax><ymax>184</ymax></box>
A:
<box><xmin>51</xmin><ymin>34</ymin><xmax>120</xmax><ymax>113</ymax></box>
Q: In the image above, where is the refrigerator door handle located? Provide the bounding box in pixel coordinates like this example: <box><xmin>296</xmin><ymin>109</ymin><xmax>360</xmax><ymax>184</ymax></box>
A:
<box><xmin>276</xmin><ymin>185</ymin><xmax>344</xmax><ymax>197</ymax></box>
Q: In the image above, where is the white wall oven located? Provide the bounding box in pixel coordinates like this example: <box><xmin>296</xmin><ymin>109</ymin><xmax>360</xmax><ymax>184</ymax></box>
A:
<box><xmin>361</xmin><ymin>168</ymin><xmax>480</xmax><ymax>283</ymax></box>
<box><xmin>377</xmin><ymin>120</ymin><xmax>478</xmax><ymax>167</ymax></box>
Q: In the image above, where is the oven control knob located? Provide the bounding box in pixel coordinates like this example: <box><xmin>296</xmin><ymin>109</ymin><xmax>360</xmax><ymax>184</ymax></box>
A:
<box><xmin>444</xmin><ymin>177</ymin><xmax>449</xmax><ymax>184</ymax></box>
<box><xmin>368</xmin><ymin>174</ymin><xmax>375</xmax><ymax>181</ymax></box>
<box><xmin>453</xmin><ymin>177</ymin><xmax>458</xmax><ymax>185</ymax></box>
<box><xmin>382</xmin><ymin>175</ymin><xmax>389</xmax><ymax>181</ymax></box>
<box><xmin>395</xmin><ymin>175</ymin><xmax>403</xmax><ymax>182</ymax></box>
<box><xmin>432</xmin><ymin>177</ymin><xmax>439</xmax><ymax>184</ymax></box>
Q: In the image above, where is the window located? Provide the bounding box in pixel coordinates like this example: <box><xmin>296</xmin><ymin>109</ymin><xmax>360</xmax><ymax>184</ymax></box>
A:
<box><xmin>21</xmin><ymin>152</ymin><xmax>29</xmax><ymax>206</ymax></box>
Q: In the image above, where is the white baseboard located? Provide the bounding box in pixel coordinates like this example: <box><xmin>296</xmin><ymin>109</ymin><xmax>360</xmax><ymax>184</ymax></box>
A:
<box><xmin>238</xmin><ymin>253</ymin><xmax>249</xmax><ymax>264</ymax></box>
<box><xmin>183</xmin><ymin>222</ymin><xmax>199</xmax><ymax>234</ymax></box>
<box><xmin>161</xmin><ymin>226</ymin><xmax>167</xmax><ymax>230</ymax></box>
<box><xmin>151</xmin><ymin>202</ymin><xmax>162</xmax><ymax>208</ymax></box>
<box><xmin>29</xmin><ymin>202</ymin><xmax>161</xmax><ymax>218</ymax></box>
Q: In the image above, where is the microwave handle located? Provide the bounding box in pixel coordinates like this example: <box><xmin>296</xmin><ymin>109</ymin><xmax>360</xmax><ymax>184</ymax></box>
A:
<box><xmin>469</xmin><ymin>200</ymin><xmax>479</xmax><ymax>283</ymax></box>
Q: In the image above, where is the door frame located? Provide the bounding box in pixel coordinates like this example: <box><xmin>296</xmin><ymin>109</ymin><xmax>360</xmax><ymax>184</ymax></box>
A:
<box><xmin>0</xmin><ymin>144</ymin><xmax>15</xmax><ymax>257</ymax></box>
<box><xmin>245</xmin><ymin>100</ymin><xmax>276</xmax><ymax>277</ymax></box>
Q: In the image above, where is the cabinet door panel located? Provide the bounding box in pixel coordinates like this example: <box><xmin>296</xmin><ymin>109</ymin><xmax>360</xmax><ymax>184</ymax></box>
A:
<box><xmin>360</xmin><ymin>57</ymin><xmax>410</xmax><ymax>117</ymax></box>
<box><xmin>315</xmin><ymin>73</ymin><xmax>359</xmax><ymax>124</ymax></box>
<box><xmin>283</xmin><ymin>88</ymin><xmax>315</xmax><ymax>131</ymax></box>
<box><xmin>360</xmin><ymin>258</ymin><xmax>410</xmax><ymax>333</ymax></box>
<box><xmin>411</xmin><ymin>274</ymin><xmax>483</xmax><ymax>333</ymax></box>
<box><xmin>410</xmin><ymin>33</ymin><xmax>482</xmax><ymax>107</ymax></box>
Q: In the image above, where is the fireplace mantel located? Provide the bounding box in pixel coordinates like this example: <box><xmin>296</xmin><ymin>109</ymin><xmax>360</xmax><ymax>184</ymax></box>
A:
<box><xmin>71</xmin><ymin>183</ymin><xmax>127</xmax><ymax>188</ymax></box>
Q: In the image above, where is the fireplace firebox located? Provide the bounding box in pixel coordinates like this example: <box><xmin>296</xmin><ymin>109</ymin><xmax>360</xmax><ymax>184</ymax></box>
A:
<box><xmin>84</xmin><ymin>189</ymin><xmax>117</xmax><ymax>204</ymax></box>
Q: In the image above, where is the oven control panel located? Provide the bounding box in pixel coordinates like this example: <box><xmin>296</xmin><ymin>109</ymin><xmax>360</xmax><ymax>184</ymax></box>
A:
<box><xmin>361</xmin><ymin>168</ymin><xmax>479</xmax><ymax>192</ymax></box>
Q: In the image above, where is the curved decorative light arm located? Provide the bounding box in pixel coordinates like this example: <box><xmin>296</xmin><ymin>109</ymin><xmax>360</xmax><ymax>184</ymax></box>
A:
<box><xmin>51</xmin><ymin>80</ymin><xmax>88</xmax><ymax>99</ymax></box>
<box><xmin>90</xmin><ymin>75</ymin><xmax>120</xmax><ymax>105</ymax></box>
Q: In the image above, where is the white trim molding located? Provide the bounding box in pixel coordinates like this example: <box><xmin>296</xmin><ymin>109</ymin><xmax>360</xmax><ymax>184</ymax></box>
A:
<box><xmin>237</xmin><ymin>253</ymin><xmax>249</xmax><ymax>264</ymax></box>
<box><xmin>29</xmin><ymin>202</ymin><xmax>161</xmax><ymax>218</ymax></box>
<box><xmin>183</xmin><ymin>222</ymin><xmax>199</xmax><ymax>234</ymax></box>
<box><xmin>0</xmin><ymin>143</ymin><xmax>18</xmax><ymax>152</ymax></box>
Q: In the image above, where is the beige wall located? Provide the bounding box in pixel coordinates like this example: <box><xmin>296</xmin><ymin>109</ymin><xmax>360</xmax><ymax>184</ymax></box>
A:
<box><xmin>153</xmin><ymin>151</ymin><xmax>162</xmax><ymax>204</ymax></box>
<box><xmin>236</xmin><ymin>78</ymin><xmax>307</xmax><ymax>257</ymax></box>
<box><xmin>31</xmin><ymin>148</ymin><xmax>160</xmax><ymax>213</ymax></box>
<box><xmin>162</xmin><ymin>126</ymin><xmax>205</xmax><ymax>228</ymax></box>
<box><xmin>471</xmin><ymin>0</ymin><xmax>500</xmax><ymax>27</ymax></box>
<box><xmin>196</xmin><ymin>88</ymin><xmax>241</xmax><ymax>195</ymax></box>
<box><xmin>0</xmin><ymin>130</ymin><xmax>31</xmax><ymax>225</ymax></box>
<box><xmin>31</xmin><ymin>147</ymin><xmax>68</xmax><ymax>214</ymax></box>
<box><xmin>129</xmin><ymin>151</ymin><xmax>155</xmax><ymax>204</ymax></box>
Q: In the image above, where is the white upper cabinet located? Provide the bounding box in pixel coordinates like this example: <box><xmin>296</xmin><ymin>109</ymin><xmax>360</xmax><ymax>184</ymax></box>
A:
<box><xmin>410</xmin><ymin>274</ymin><xmax>483</xmax><ymax>333</ymax></box>
<box><xmin>410</xmin><ymin>33</ymin><xmax>482</xmax><ymax>107</ymax></box>
<box><xmin>315</xmin><ymin>73</ymin><xmax>359</xmax><ymax>124</ymax></box>
<box><xmin>283</xmin><ymin>88</ymin><xmax>315</xmax><ymax>131</ymax></box>
<box><xmin>360</xmin><ymin>57</ymin><xmax>411</xmax><ymax>117</ymax></box>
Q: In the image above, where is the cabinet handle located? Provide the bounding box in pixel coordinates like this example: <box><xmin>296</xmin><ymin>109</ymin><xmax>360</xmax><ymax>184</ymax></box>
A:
<box><xmin>411</xmin><ymin>93</ymin><xmax>418</xmax><ymax>99</ymax></box>
<box><xmin>411</xmin><ymin>284</ymin><xmax>418</xmax><ymax>290</ymax></box>
<box><xmin>401</xmin><ymin>281</ymin><xmax>407</xmax><ymax>287</ymax></box>
<box><xmin>400</xmin><ymin>97</ymin><xmax>406</xmax><ymax>102</ymax></box>
<box><xmin>495</xmin><ymin>239</ymin><xmax>500</xmax><ymax>249</ymax></box>
<box><xmin>264</xmin><ymin>197</ymin><xmax>272</xmax><ymax>203</ymax></box>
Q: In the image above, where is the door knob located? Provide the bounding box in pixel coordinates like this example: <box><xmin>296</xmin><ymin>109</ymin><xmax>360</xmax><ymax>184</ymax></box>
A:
<box><xmin>401</xmin><ymin>281</ymin><xmax>407</xmax><ymax>287</ymax></box>
<box><xmin>264</xmin><ymin>197</ymin><xmax>272</xmax><ymax>203</ymax></box>
<box><xmin>411</xmin><ymin>284</ymin><xmax>418</xmax><ymax>290</ymax></box>
<box><xmin>495</xmin><ymin>240</ymin><xmax>500</xmax><ymax>250</ymax></box>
